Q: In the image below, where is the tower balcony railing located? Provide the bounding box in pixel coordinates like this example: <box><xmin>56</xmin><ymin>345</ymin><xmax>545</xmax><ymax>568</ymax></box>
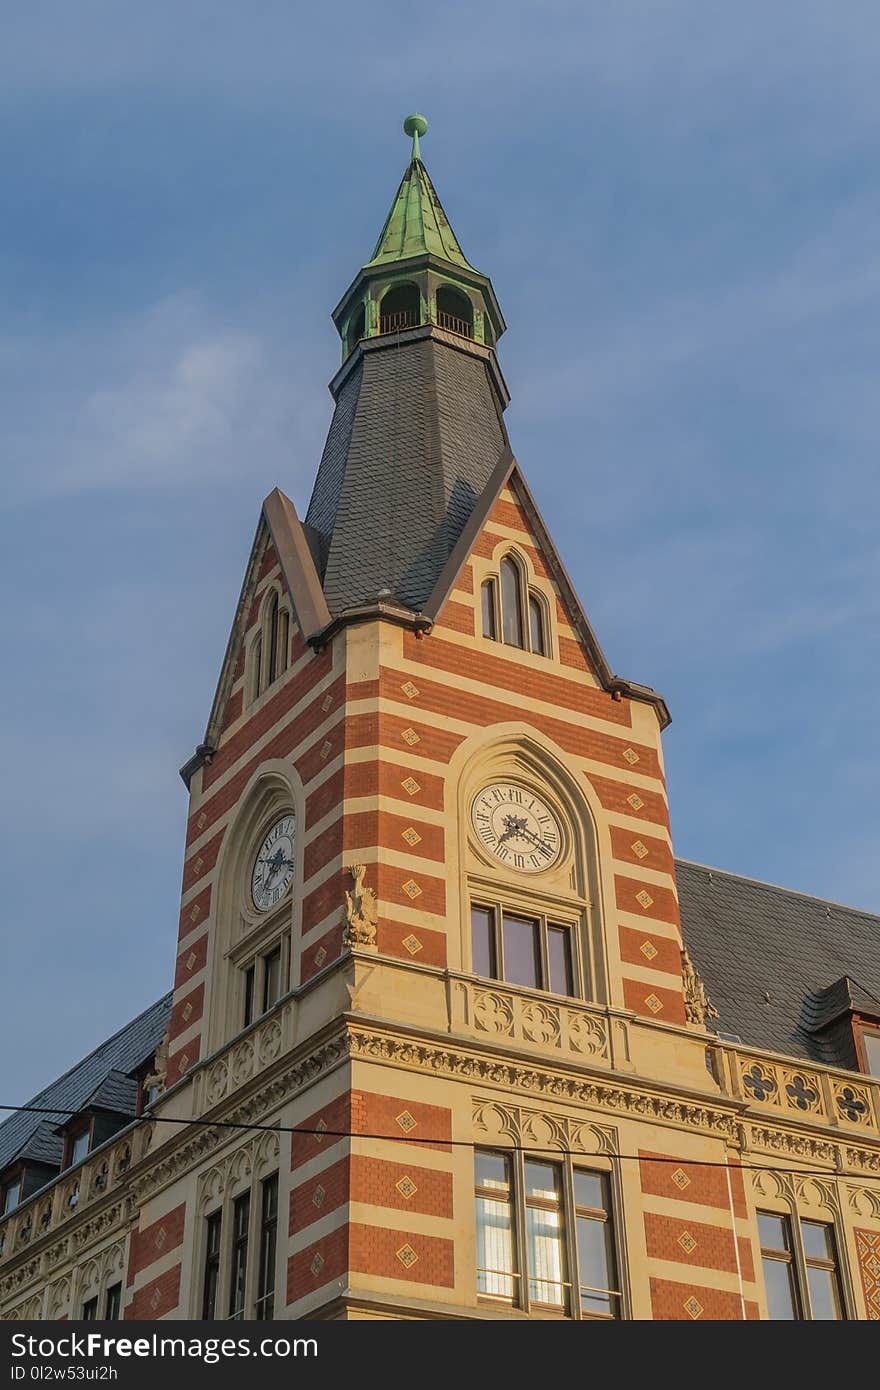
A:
<box><xmin>378</xmin><ymin>310</ymin><xmax>418</xmax><ymax>335</ymax></box>
<box><xmin>436</xmin><ymin>309</ymin><xmax>473</xmax><ymax>338</ymax></box>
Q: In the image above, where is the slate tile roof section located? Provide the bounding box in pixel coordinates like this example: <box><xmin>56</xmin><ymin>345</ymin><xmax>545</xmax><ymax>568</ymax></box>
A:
<box><xmin>305</xmin><ymin>334</ymin><xmax>507</xmax><ymax>615</ymax></box>
<box><xmin>0</xmin><ymin>993</ymin><xmax>171</xmax><ymax>1174</ymax></box>
<box><xmin>677</xmin><ymin>859</ymin><xmax>880</xmax><ymax>1066</ymax></box>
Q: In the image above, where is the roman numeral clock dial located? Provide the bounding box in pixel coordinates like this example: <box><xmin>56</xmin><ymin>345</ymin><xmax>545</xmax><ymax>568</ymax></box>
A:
<box><xmin>251</xmin><ymin>815</ymin><xmax>296</xmax><ymax>912</ymax></box>
<box><xmin>471</xmin><ymin>783</ymin><xmax>563</xmax><ymax>873</ymax></box>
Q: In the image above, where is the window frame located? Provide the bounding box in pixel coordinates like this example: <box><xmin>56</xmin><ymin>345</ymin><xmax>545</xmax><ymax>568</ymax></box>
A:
<box><xmin>201</xmin><ymin>1209</ymin><xmax>223</xmax><ymax>1320</ymax></box>
<box><xmin>198</xmin><ymin>1168</ymin><xmax>281</xmax><ymax>1321</ymax></box>
<box><xmin>1</xmin><ymin>1172</ymin><xmax>22</xmax><ymax>1216</ymax></box>
<box><xmin>758</xmin><ymin>1208</ymin><xmax>849</xmax><ymax>1320</ymax></box>
<box><xmin>64</xmin><ymin>1120</ymin><xmax>93</xmax><ymax>1170</ymax></box>
<box><xmin>104</xmin><ymin>1283</ymin><xmax>122</xmax><ymax>1321</ymax></box>
<box><xmin>255</xmin><ymin>1173</ymin><xmax>279</xmax><ymax>1321</ymax></box>
<box><xmin>474</xmin><ymin>1148</ymin><xmax>624</xmax><ymax>1319</ymax></box>
<box><xmin>853</xmin><ymin>1016</ymin><xmax>880</xmax><ymax>1078</ymax></box>
<box><xmin>470</xmin><ymin>899</ymin><xmax>582</xmax><ymax>1000</ymax></box>
<box><xmin>248</xmin><ymin>588</ymin><xmax>293</xmax><ymax>706</ymax></box>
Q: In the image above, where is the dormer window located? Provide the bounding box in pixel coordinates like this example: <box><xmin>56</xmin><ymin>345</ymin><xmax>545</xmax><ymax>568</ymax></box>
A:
<box><xmin>2</xmin><ymin>1175</ymin><xmax>21</xmax><ymax>1216</ymax></box>
<box><xmin>482</xmin><ymin>553</ymin><xmax>549</xmax><ymax>657</ymax></box>
<box><xmin>67</xmin><ymin>1125</ymin><xmax>91</xmax><ymax>1169</ymax></box>
<box><xmin>856</xmin><ymin>1024</ymin><xmax>880</xmax><ymax>1078</ymax></box>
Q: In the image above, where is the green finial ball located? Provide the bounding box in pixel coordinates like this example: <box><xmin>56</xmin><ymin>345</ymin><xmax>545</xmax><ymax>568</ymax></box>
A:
<box><xmin>403</xmin><ymin>113</ymin><xmax>428</xmax><ymax>139</ymax></box>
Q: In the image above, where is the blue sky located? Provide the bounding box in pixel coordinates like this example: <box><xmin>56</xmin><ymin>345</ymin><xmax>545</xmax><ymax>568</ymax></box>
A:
<box><xmin>2</xmin><ymin>1</ymin><xmax>879</xmax><ymax>1102</ymax></box>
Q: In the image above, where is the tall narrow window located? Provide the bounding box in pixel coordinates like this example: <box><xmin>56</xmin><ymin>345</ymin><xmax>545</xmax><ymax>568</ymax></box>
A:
<box><xmin>256</xmin><ymin>1173</ymin><xmax>278</xmax><ymax>1321</ymax></box>
<box><xmin>202</xmin><ymin>1211</ymin><xmax>222</xmax><ymax>1320</ymax></box>
<box><xmin>104</xmin><ymin>1283</ymin><xmax>122</xmax><ymax>1321</ymax></box>
<box><xmin>502</xmin><ymin>913</ymin><xmax>540</xmax><ymax>990</ymax></box>
<box><xmin>859</xmin><ymin>1027</ymin><xmax>880</xmax><ymax>1077</ymax></box>
<box><xmin>547</xmin><ymin>925</ymin><xmax>574</xmax><ymax>997</ymax></box>
<box><xmin>471</xmin><ymin>905</ymin><xmax>496</xmax><ymax>978</ymax></box>
<box><xmin>278</xmin><ymin>609</ymin><xmax>290</xmax><ymax>676</ymax></box>
<box><xmin>82</xmin><ymin>1296</ymin><xmax>98</xmax><ymax>1320</ymax></box>
<box><xmin>262</xmin><ymin>946</ymin><xmax>282</xmax><ymax>1014</ymax></box>
<box><xmin>481</xmin><ymin>580</ymin><xmax>497</xmax><ymax>640</ymax></box>
<box><xmin>68</xmin><ymin>1127</ymin><xmax>90</xmax><ymax>1168</ymax></box>
<box><xmin>802</xmin><ymin>1222</ymin><xmax>845</xmax><ymax>1320</ymax></box>
<box><xmin>243</xmin><ymin>964</ymin><xmax>255</xmax><ymax>1029</ymax></box>
<box><xmin>758</xmin><ymin>1213</ymin><xmax>801</xmax><ymax>1319</ymax></box>
<box><xmin>267</xmin><ymin>594</ymin><xmax>279</xmax><ymax>685</ymax></box>
<box><xmin>574</xmin><ymin>1170</ymin><xmax>620</xmax><ymax>1319</ymax></box>
<box><xmin>524</xmin><ymin>1162</ymin><xmax>566</xmax><ymax>1310</ymax></box>
<box><xmin>2</xmin><ymin>1178</ymin><xmax>21</xmax><ymax>1216</ymax></box>
<box><xmin>251</xmin><ymin>635</ymin><xmax>263</xmax><ymax>702</ymax></box>
<box><xmin>228</xmin><ymin>1192</ymin><xmax>250</xmax><ymax>1320</ymax></box>
<box><xmin>500</xmin><ymin>557</ymin><xmax>524</xmax><ymax>648</ymax></box>
<box><xmin>528</xmin><ymin>594</ymin><xmax>546</xmax><ymax>656</ymax></box>
<box><xmin>475</xmin><ymin>1152</ymin><xmax>517</xmax><ymax>1302</ymax></box>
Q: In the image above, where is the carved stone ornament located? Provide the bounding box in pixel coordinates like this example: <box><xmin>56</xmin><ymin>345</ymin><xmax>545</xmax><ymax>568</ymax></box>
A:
<box><xmin>343</xmin><ymin>863</ymin><xmax>378</xmax><ymax>948</ymax></box>
<box><xmin>681</xmin><ymin>947</ymin><xmax>719</xmax><ymax>1026</ymax></box>
<box><xmin>142</xmin><ymin>1029</ymin><xmax>170</xmax><ymax>1099</ymax></box>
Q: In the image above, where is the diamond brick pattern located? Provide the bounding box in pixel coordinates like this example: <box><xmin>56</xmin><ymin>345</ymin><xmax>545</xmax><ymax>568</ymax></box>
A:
<box><xmin>396</xmin><ymin>1243</ymin><xmax>419</xmax><ymax>1269</ymax></box>
<box><xmin>312</xmin><ymin>1185</ymin><xmax>326</xmax><ymax>1208</ymax></box>
<box><xmin>320</xmin><ymin>740</ymin><xmax>333</xmax><ymax>760</ymax></box>
<box><xmin>401</xmin><ymin>681</ymin><xmax>420</xmax><ymax>700</ymax></box>
<box><xmin>677</xmin><ymin>1231</ymin><xmax>697</xmax><ymax>1254</ymax></box>
<box><xmin>155</xmin><ymin>1227</ymin><xmax>167</xmax><ymax>1250</ymax></box>
<box><xmin>401</xmin><ymin>826</ymin><xmax>422</xmax><ymax>847</ymax></box>
<box><xmin>645</xmin><ymin>994</ymin><xmax>663</xmax><ymax>1014</ymax></box>
<box><xmin>640</xmin><ymin>940</ymin><xmax>658</xmax><ymax>961</ymax></box>
<box><xmin>181</xmin><ymin>1002</ymin><xmax>192</xmax><ymax>1022</ymax></box>
<box><xmin>186</xmin><ymin>952</ymin><xmax>196</xmax><ymax>971</ymax></box>
<box><xmin>401</xmin><ymin>777</ymin><xmax>421</xmax><ymax>796</ymax></box>
<box><xmin>150</xmin><ymin>1288</ymin><xmax>161</xmax><ymax>1312</ymax></box>
<box><xmin>683</xmin><ymin>1295</ymin><xmax>703</xmax><ymax>1319</ymax></box>
<box><xmin>314</xmin><ymin>1119</ymin><xmax>328</xmax><ymax>1142</ymax></box>
<box><xmin>395</xmin><ymin>1110</ymin><xmax>417</xmax><ymax>1133</ymax></box>
<box><xmin>310</xmin><ymin>1253</ymin><xmax>325</xmax><ymax>1276</ymax></box>
<box><xmin>402</xmin><ymin>879</ymin><xmax>422</xmax><ymax>899</ymax></box>
<box><xmin>636</xmin><ymin>890</ymin><xmax>654</xmax><ymax>910</ymax></box>
<box><xmin>321</xmin><ymin>692</ymin><xmax>334</xmax><ymax>712</ymax></box>
<box><xmin>395</xmin><ymin>1175</ymin><xmax>418</xmax><ymax>1200</ymax></box>
<box><xmin>197</xmin><ymin>812</ymin><xmax>207</xmax><ymax>830</ymax></box>
<box><xmin>402</xmin><ymin>934</ymin><xmax>423</xmax><ymax>956</ymax></box>
<box><xmin>314</xmin><ymin>946</ymin><xmax>327</xmax><ymax>968</ymax></box>
<box><xmin>401</xmin><ymin>727</ymin><xmax>421</xmax><ymax>746</ymax></box>
<box><xmin>631</xmin><ymin>840</ymin><xmax>649</xmax><ymax>860</ymax></box>
<box><xmin>622</xmin><ymin>748</ymin><xmax>640</xmax><ymax>765</ymax></box>
<box><xmin>626</xmin><ymin>792</ymin><xmax>645</xmax><ymax>811</ymax></box>
<box><xmin>671</xmin><ymin>1168</ymin><xmax>691</xmax><ymax>1190</ymax></box>
<box><xmin>189</xmin><ymin>904</ymin><xmax>200</xmax><ymax>921</ymax></box>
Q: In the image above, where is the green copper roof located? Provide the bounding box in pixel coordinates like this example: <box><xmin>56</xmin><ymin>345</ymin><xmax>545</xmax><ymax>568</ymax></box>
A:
<box><xmin>366</xmin><ymin>115</ymin><xmax>473</xmax><ymax>270</ymax></box>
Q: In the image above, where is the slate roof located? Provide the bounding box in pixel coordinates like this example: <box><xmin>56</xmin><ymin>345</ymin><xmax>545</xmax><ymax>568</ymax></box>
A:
<box><xmin>305</xmin><ymin>333</ymin><xmax>508</xmax><ymax>615</ymax></box>
<box><xmin>677</xmin><ymin>859</ymin><xmax>880</xmax><ymax>1067</ymax></box>
<box><xmin>0</xmin><ymin>994</ymin><xmax>170</xmax><ymax>1174</ymax></box>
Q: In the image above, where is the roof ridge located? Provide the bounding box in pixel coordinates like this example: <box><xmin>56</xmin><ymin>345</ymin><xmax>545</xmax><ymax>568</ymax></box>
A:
<box><xmin>675</xmin><ymin>856</ymin><xmax>880</xmax><ymax>920</ymax></box>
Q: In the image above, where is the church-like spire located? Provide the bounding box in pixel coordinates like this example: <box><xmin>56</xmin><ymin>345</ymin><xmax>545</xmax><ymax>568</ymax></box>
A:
<box><xmin>367</xmin><ymin>115</ymin><xmax>472</xmax><ymax>270</ymax></box>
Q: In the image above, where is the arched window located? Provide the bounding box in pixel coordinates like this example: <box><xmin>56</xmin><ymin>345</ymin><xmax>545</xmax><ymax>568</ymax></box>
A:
<box><xmin>379</xmin><ymin>284</ymin><xmax>420</xmax><ymax>334</ymax></box>
<box><xmin>529</xmin><ymin>594</ymin><xmax>546</xmax><ymax>657</ymax></box>
<box><xmin>500</xmin><ymin>557</ymin><xmax>524</xmax><ymax>648</ymax></box>
<box><xmin>481</xmin><ymin>579</ymin><xmax>498</xmax><ymax>640</ymax></box>
<box><xmin>346</xmin><ymin>304</ymin><xmax>365</xmax><ymax>357</ymax></box>
<box><xmin>278</xmin><ymin>609</ymin><xmax>290</xmax><ymax>676</ymax></box>
<box><xmin>251</xmin><ymin>635</ymin><xmax>263</xmax><ymax>703</ymax></box>
<box><xmin>267</xmin><ymin>593</ymin><xmax>279</xmax><ymax>685</ymax></box>
<box><xmin>436</xmin><ymin>285</ymin><xmax>473</xmax><ymax>338</ymax></box>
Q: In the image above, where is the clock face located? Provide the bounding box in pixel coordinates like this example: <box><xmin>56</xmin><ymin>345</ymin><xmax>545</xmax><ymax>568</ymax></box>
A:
<box><xmin>471</xmin><ymin>783</ymin><xmax>563</xmax><ymax>873</ymax></box>
<box><xmin>251</xmin><ymin>814</ymin><xmax>296</xmax><ymax>913</ymax></box>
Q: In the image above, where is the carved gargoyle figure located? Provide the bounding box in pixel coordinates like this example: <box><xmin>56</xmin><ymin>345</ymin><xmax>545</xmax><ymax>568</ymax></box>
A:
<box><xmin>681</xmin><ymin>946</ymin><xmax>719</xmax><ymax>1026</ymax></box>
<box><xmin>344</xmin><ymin>862</ymin><xmax>378</xmax><ymax>948</ymax></box>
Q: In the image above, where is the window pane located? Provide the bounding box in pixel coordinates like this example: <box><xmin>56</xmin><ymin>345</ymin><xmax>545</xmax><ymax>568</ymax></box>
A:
<box><xmin>475</xmin><ymin>1152</ymin><xmax>510</xmax><ymax>1192</ymax></box>
<box><xmin>502</xmin><ymin>914</ymin><xmax>539</xmax><ymax>989</ymax></box>
<box><xmin>863</xmin><ymin>1032</ymin><xmax>880</xmax><ymax>1077</ymax></box>
<box><xmin>524</xmin><ymin>1162</ymin><xmax>558</xmax><ymax>1201</ymax></box>
<box><xmin>528</xmin><ymin>594</ymin><xmax>545</xmax><ymax>655</ymax></box>
<box><xmin>263</xmin><ymin>947</ymin><xmax>281</xmax><ymax>1013</ymax></box>
<box><xmin>2</xmin><ymin>1182</ymin><xmax>19</xmax><ymax>1216</ymax></box>
<box><xmin>243</xmin><ymin>965</ymin><xmax>255</xmax><ymax>1028</ymax></box>
<box><xmin>481</xmin><ymin>581</ymin><xmax>497</xmax><ymax>640</ymax></box>
<box><xmin>475</xmin><ymin>1153</ymin><xmax>516</xmax><ymax>1301</ymax></box>
<box><xmin>762</xmin><ymin>1257</ymin><xmax>799</xmax><ymax>1319</ymax></box>
<box><xmin>807</xmin><ymin>1264</ymin><xmax>844</xmax><ymax>1320</ymax></box>
<box><xmin>471</xmin><ymin>906</ymin><xmax>496</xmax><ymax>978</ymax></box>
<box><xmin>577</xmin><ymin>1216</ymin><xmax>617</xmax><ymax>1317</ymax></box>
<box><xmin>758</xmin><ymin>1212</ymin><xmax>789</xmax><ymax>1252</ymax></box>
<box><xmin>70</xmin><ymin>1130</ymin><xmax>90</xmax><ymax>1166</ymax></box>
<box><xmin>257</xmin><ymin>1174</ymin><xmax>278</xmax><ymax>1321</ymax></box>
<box><xmin>82</xmin><ymin>1297</ymin><xmax>98</xmax><ymax>1321</ymax></box>
<box><xmin>278</xmin><ymin>610</ymin><xmax>290</xmax><ymax>675</ymax></box>
<box><xmin>801</xmin><ymin>1221</ymin><xmax>834</xmax><ymax>1261</ymax></box>
<box><xmin>202</xmin><ymin>1211</ymin><xmax>222</xmax><ymax>1321</ymax></box>
<box><xmin>573</xmin><ymin>1170</ymin><xmax>606</xmax><ymax>1213</ymax></box>
<box><xmin>548</xmin><ymin>926</ymin><xmax>574</xmax><ymax>996</ymax></box>
<box><xmin>267</xmin><ymin>595</ymin><xmax>279</xmax><ymax>684</ymax></box>
<box><xmin>500</xmin><ymin>558</ymin><xmax>524</xmax><ymax>648</ymax></box>
<box><xmin>104</xmin><ymin>1283</ymin><xmax>122</xmax><ymax>1320</ymax></box>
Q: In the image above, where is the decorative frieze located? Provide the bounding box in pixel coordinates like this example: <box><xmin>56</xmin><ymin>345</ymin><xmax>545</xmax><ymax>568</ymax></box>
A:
<box><xmin>459</xmin><ymin>980</ymin><xmax>610</xmax><ymax>1062</ymax></box>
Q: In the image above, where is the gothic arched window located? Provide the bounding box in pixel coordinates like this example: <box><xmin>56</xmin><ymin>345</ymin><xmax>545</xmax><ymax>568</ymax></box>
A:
<box><xmin>436</xmin><ymin>285</ymin><xmax>473</xmax><ymax>338</ymax></box>
<box><xmin>379</xmin><ymin>283</ymin><xmax>420</xmax><ymax>334</ymax></box>
<box><xmin>482</xmin><ymin>553</ymin><xmax>551</xmax><ymax>658</ymax></box>
<box><xmin>500</xmin><ymin>556</ymin><xmax>524</xmax><ymax>647</ymax></box>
